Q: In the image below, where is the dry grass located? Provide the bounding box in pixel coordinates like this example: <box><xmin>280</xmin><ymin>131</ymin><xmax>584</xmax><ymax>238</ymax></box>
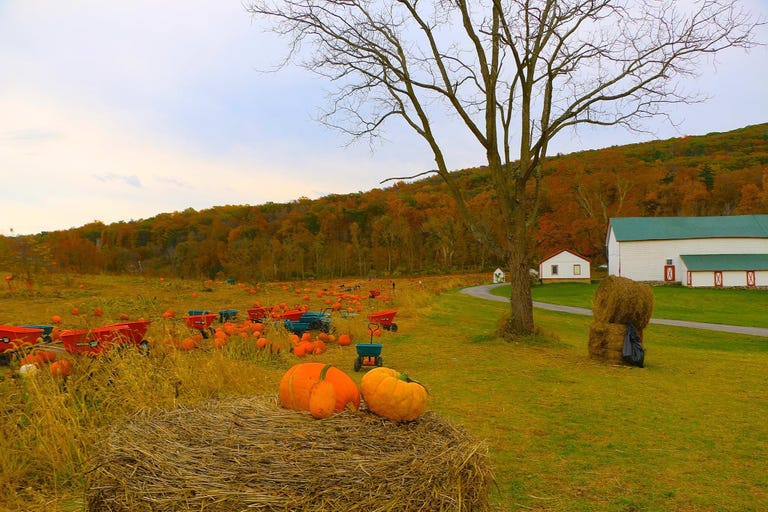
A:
<box><xmin>0</xmin><ymin>272</ymin><xmax>488</xmax><ymax>511</ymax></box>
<box><xmin>85</xmin><ymin>395</ymin><xmax>492</xmax><ymax>512</ymax></box>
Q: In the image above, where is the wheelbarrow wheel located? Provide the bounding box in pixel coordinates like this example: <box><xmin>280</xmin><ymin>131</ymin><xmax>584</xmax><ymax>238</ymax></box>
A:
<box><xmin>308</xmin><ymin>320</ymin><xmax>321</xmax><ymax>330</ymax></box>
<box><xmin>354</xmin><ymin>356</ymin><xmax>362</xmax><ymax>372</ymax></box>
<box><xmin>390</xmin><ymin>323</ymin><xmax>398</xmax><ymax>332</ymax></box>
<box><xmin>139</xmin><ymin>340</ymin><xmax>150</xmax><ymax>356</ymax></box>
<box><xmin>375</xmin><ymin>356</ymin><xmax>383</xmax><ymax>367</ymax></box>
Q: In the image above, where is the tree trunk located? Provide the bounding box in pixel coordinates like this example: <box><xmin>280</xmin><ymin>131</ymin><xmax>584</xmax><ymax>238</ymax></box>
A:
<box><xmin>506</xmin><ymin>205</ymin><xmax>534</xmax><ymax>335</ymax></box>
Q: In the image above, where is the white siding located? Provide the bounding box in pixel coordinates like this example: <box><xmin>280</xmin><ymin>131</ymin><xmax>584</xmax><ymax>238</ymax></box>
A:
<box><xmin>685</xmin><ymin>269</ymin><xmax>768</xmax><ymax>288</ymax></box>
<box><xmin>539</xmin><ymin>251</ymin><xmax>591</xmax><ymax>280</ymax></box>
<box><xmin>613</xmin><ymin>238</ymin><xmax>768</xmax><ymax>282</ymax></box>
<box><xmin>607</xmin><ymin>229</ymin><xmax>620</xmax><ymax>276</ymax></box>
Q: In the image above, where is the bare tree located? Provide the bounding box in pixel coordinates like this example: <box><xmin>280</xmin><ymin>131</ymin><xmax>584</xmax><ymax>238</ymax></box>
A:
<box><xmin>245</xmin><ymin>0</ymin><xmax>762</xmax><ymax>335</ymax></box>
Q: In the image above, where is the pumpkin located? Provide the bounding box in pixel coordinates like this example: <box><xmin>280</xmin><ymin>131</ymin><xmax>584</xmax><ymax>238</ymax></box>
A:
<box><xmin>36</xmin><ymin>350</ymin><xmax>57</xmax><ymax>363</ymax></box>
<box><xmin>293</xmin><ymin>343</ymin><xmax>309</xmax><ymax>358</ymax></box>
<box><xmin>279</xmin><ymin>362</ymin><xmax>360</xmax><ymax>412</ymax></box>
<box><xmin>360</xmin><ymin>367</ymin><xmax>428</xmax><ymax>422</ymax></box>
<box><xmin>338</xmin><ymin>333</ymin><xmax>352</xmax><ymax>346</ymax></box>
<box><xmin>179</xmin><ymin>337</ymin><xmax>198</xmax><ymax>350</ymax></box>
<box><xmin>50</xmin><ymin>359</ymin><xmax>73</xmax><ymax>377</ymax></box>
<box><xmin>309</xmin><ymin>364</ymin><xmax>336</xmax><ymax>419</ymax></box>
<box><xmin>51</xmin><ymin>315</ymin><xmax>62</xmax><ymax>325</ymax></box>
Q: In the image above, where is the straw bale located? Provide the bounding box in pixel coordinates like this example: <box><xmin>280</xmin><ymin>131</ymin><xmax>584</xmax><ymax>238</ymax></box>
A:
<box><xmin>588</xmin><ymin>322</ymin><xmax>626</xmax><ymax>360</ymax></box>
<box><xmin>85</xmin><ymin>395</ymin><xmax>492</xmax><ymax>512</ymax></box>
<box><xmin>588</xmin><ymin>321</ymin><xmax>646</xmax><ymax>365</ymax></box>
<box><xmin>592</xmin><ymin>275</ymin><xmax>654</xmax><ymax>329</ymax></box>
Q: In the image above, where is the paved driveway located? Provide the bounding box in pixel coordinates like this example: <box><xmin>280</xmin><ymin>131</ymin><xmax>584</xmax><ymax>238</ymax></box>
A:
<box><xmin>460</xmin><ymin>284</ymin><xmax>768</xmax><ymax>338</ymax></box>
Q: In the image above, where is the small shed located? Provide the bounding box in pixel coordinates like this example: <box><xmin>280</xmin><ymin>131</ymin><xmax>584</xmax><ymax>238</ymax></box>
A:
<box><xmin>492</xmin><ymin>268</ymin><xmax>505</xmax><ymax>284</ymax></box>
<box><xmin>539</xmin><ymin>250</ymin><xmax>591</xmax><ymax>283</ymax></box>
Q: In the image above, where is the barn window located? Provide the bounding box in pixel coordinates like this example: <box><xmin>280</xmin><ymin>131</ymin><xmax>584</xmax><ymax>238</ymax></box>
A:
<box><xmin>551</xmin><ymin>265</ymin><xmax>559</xmax><ymax>276</ymax></box>
<box><xmin>573</xmin><ymin>264</ymin><xmax>581</xmax><ymax>275</ymax></box>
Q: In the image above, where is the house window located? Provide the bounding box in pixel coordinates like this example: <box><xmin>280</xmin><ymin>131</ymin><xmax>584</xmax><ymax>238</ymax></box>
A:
<box><xmin>573</xmin><ymin>264</ymin><xmax>581</xmax><ymax>276</ymax></box>
<box><xmin>551</xmin><ymin>265</ymin><xmax>559</xmax><ymax>276</ymax></box>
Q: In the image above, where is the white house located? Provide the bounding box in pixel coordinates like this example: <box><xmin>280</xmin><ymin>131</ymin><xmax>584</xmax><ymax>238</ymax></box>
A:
<box><xmin>492</xmin><ymin>268</ymin><xmax>505</xmax><ymax>283</ymax></box>
<box><xmin>539</xmin><ymin>249</ymin><xmax>591</xmax><ymax>283</ymax></box>
<box><xmin>606</xmin><ymin>215</ymin><xmax>768</xmax><ymax>287</ymax></box>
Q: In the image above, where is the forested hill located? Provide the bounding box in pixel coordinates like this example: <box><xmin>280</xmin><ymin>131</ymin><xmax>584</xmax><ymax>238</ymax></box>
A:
<box><xmin>3</xmin><ymin>123</ymin><xmax>767</xmax><ymax>281</ymax></box>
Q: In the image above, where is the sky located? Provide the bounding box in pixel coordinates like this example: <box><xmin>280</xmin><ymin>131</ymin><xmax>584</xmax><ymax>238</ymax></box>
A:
<box><xmin>1</xmin><ymin>1</ymin><xmax>767</xmax><ymax>236</ymax></box>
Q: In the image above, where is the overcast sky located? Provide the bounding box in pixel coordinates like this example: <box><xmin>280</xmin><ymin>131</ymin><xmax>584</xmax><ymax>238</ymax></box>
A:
<box><xmin>1</xmin><ymin>0</ymin><xmax>767</xmax><ymax>236</ymax></box>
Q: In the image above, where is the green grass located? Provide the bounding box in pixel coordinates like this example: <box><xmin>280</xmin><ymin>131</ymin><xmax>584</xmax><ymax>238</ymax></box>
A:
<box><xmin>406</xmin><ymin>293</ymin><xmax>768</xmax><ymax>511</ymax></box>
<box><xmin>491</xmin><ymin>282</ymin><xmax>768</xmax><ymax>328</ymax></box>
<box><xmin>1</xmin><ymin>274</ymin><xmax>767</xmax><ymax>511</ymax></box>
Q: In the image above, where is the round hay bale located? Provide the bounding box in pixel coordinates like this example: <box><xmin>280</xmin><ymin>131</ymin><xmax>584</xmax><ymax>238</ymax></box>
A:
<box><xmin>588</xmin><ymin>321</ymin><xmax>627</xmax><ymax>360</ymax></box>
<box><xmin>588</xmin><ymin>321</ymin><xmax>646</xmax><ymax>365</ymax></box>
<box><xmin>85</xmin><ymin>395</ymin><xmax>493</xmax><ymax>511</ymax></box>
<box><xmin>592</xmin><ymin>275</ymin><xmax>654</xmax><ymax>329</ymax></box>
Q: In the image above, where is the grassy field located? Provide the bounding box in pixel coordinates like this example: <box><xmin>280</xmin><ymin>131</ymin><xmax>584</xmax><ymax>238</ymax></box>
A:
<box><xmin>498</xmin><ymin>281</ymin><xmax>768</xmax><ymax>328</ymax></box>
<box><xmin>1</xmin><ymin>273</ymin><xmax>767</xmax><ymax>511</ymax></box>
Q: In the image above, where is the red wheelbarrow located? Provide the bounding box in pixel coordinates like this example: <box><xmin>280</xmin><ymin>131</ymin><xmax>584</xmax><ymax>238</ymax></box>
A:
<box><xmin>366</xmin><ymin>310</ymin><xmax>398</xmax><ymax>332</ymax></box>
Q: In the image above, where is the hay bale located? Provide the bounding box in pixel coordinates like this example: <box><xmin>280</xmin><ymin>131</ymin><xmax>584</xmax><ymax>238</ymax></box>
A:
<box><xmin>85</xmin><ymin>395</ymin><xmax>492</xmax><ymax>512</ymax></box>
<box><xmin>588</xmin><ymin>321</ymin><xmax>626</xmax><ymax>360</ymax></box>
<box><xmin>588</xmin><ymin>321</ymin><xmax>646</xmax><ymax>365</ymax></box>
<box><xmin>592</xmin><ymin>275</ymin><xmax>654</xmax><ymax>329</ymax></box>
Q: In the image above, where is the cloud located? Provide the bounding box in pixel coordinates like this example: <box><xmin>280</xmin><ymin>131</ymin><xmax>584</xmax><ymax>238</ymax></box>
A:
<box><xmin>0</xmin><ymin>129</ymin><xmax>61</xmax><ymax>144</ymax></box>
<box><xmin>93</xmin><ymin>174</ymin><xmax>143</xmax><ymax>188</ymax></box>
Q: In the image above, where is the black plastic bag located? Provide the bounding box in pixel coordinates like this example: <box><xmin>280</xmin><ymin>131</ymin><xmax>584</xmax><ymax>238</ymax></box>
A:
<box><xmin>622</xmin><ymin>322</ymin><xmax>645</xmax><ymax>367</ymax></box>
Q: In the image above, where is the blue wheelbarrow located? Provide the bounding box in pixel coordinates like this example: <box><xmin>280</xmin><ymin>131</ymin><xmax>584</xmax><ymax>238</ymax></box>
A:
<box><xmin>354</xmin><ymin>323</ymin><xmax>384</xmax><ymax>372</ymax></box>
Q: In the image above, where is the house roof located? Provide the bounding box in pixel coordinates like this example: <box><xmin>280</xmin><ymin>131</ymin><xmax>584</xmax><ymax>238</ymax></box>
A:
<box><xmin>609</xmin><ymin>215</ymin><xmax>768</xmax><ymax>242</ymax></box>
<box><xmin>539</xmin><ymin>249</ymin><xmax>590</xmax><ymax>263</ymax></box>
<box><xmin>680</xmin><ymin>253</ymin><xmax>768</xmax><ymax>271</ymax></box>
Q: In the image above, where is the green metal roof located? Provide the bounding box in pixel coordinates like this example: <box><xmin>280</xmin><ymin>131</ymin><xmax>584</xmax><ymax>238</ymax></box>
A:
<box><xmin>609</xmin><ymin>215</ymin><xmax>768</xmax><ymax>241</ymax></box>
<box><xmin>680</xmin><ymin>254</ymin><xmax>768</xmax><ymax>271</ymax></box>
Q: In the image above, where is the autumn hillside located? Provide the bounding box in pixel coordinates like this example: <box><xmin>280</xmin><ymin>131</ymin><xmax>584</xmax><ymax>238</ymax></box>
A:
<box><xmin>3</xmin><ymin>123</ymin><xmax>767</xmax><ymax>282</ymax></box>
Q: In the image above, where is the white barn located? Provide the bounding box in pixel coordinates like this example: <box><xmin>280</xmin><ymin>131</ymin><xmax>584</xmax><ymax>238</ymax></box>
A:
<box><xmin>539</xmin><ymin>249</ymin><xmax>591</xmax><ymax>283</ymax></box>
<box><xmin>606</xmin><ymin>215</ymin><xmax>768</xmax><ymax>287</ymax></box>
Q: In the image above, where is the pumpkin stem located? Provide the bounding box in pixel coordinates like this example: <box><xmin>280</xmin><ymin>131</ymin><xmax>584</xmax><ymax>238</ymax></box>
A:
<box><xmin>319</xmin><ymin>363</ymin><xmax>333</xmax><ymax>381</ymax></box>
<box><xmin>398</xmin><ymin>373</ymin><xmax>428</xmax><ymax>394</ymax></box>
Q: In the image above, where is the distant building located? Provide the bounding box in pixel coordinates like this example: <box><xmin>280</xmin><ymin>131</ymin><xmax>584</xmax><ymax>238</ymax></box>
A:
<box><xmin>538</xmin><ymin>250</ymin><xmax>591</xmax><ymax>283</ymax></box>
<box><xmin>606</xmin><ymin>215</ymin><xmax>768</xmax><ymax>287</ymax></box>
<box><xmin>493</xmin><ymin>268</ymin><xmax>505</xmax><ymax>284</ymax></box>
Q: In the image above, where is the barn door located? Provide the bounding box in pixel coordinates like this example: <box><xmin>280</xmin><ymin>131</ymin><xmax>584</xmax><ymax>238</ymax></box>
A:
<box><xmin>714</xmin><ymin>271</ymin><xmax>723</xmax><ymax>287</ymax></box>
<box><xmin>664</xmin><ymin>265</ymin><xmax>675</xmax><ymax>282</ymax></box>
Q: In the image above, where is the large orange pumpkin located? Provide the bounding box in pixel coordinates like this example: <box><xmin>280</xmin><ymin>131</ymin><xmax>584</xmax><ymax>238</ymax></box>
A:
<box><xmin>279</xmin><ymin>362</ymin><xmax>360</xmax><ymax>412</ymax></box>
<box><xmin>360</xmin><ymin>367</ymin><xmax>428</xmax><ymax>422</ymax></box>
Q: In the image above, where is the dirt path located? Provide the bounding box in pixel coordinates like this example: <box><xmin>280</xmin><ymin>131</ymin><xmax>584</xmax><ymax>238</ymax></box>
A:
<box><xmin>460</xmin><ymin>284</ymin><xmax>768</xmax><ymax>338</ymax></box>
